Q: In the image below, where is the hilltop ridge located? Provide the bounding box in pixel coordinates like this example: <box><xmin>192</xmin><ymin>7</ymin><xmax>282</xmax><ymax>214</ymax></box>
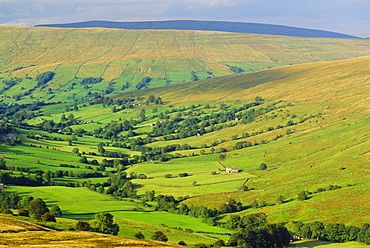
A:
<box><xmin>35</xmin><ymin>20</ymin><xmax>358</xmax><ymax>39</ymax></box>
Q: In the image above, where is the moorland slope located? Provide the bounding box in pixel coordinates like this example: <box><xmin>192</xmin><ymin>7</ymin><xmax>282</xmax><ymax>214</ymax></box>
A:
<box><xmin>1</xmin><ymin>26</ymin><xmax>370</xmax><ymax>103</ymax></box>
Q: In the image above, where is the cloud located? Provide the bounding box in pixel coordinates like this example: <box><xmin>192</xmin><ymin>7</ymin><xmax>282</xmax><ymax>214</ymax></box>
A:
<box><xmin>182</xmin><ymin>0</ymin><xmax>237</xmax><ymax>8</ymax></box>
<box><xmin>0</xmin><ymin>0</ymin><xmax>369</xmax><ymax>34</ymax></box>
<box><xmin>76</xmin><ymin>6</ymin><xmax>88</xmax><ymax>11</ymax></box>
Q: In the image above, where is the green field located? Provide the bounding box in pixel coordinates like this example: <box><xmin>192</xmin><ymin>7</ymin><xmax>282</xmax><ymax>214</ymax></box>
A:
<box><xmin>6</xmin><ymin>186</ymin><xmax>144</xmax><ymax>214</ymax></box>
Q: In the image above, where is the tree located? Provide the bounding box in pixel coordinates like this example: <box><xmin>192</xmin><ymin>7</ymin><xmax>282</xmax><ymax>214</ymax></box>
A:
<box><xmin>297</xmin><ymin>191</ymin><xmax>309</xmax><ymax>201</ymax></box>
<box><xmin>79</xmin><ymin>156</ymin><xmax>88</xmax><ymax>164</ymax></box>
<box><xmin>28</xmin><ymin>198</ymin><xmax>49</xmax><ymax>220</ymax></box>
<box><xmin>178</xmin><ymin>241</ymin><xmax>187</xmax><ymax>246</ymax></box>
<box><xmin>259</xmin><ymin>163</ymin><xmax>267</xmax><ymax>170</ymax></box>
<box><xmin>255</xmin><ymin>96</ymin><xmax>263</xmax><ymax>102</ymax></box>
<box><xmin>98</xmin><ymin>143</ymin><xmax>105</xmax><ymax>155</ymax></box>
<box><xmin>251</xmin><ymin>199</ymin><xmax>259</xmax><ymax>208</ymax></box>
<box><xmin>18</xmin><ymin>209</ymin><xmax>29</xmax><ymax>217</ymax></box>
<box><xmin>148</xmin><ymin>95</ymin><xmax>155</xmax><ymax>103</ymax></box>
<box><xmin>18</xmin><ymin>196</ymin><xmax>34</xmax><ymax>209</ymax></box>
<box><xmin>265</xmin><ymin>223</ymin><xmax>291</xmax><ymax>247</ymax></box>
<box><xmin>151</xmin><ymin>231</ymin><xmax>168</xmax><ymax>242</ymax></box>
<box><xmin>324</xmin><ymin>223</ymin><xmax>347</xmax><ymax>242</ymax></box>
<box><xmin>61</xmin><ymin>114</ymin><xmax>67</xmax><ymax>122</ymax></box>
<box><xmin>93</xmin><ymin>212</ymin><xmax>119</xmax><ymax>235</ymax></box>
<box><xmin>309</xmin><ymin>221</ymin><xmax>325</xmax><ymax>240</ymax></box>
<box><xmin>219</xmin><ymin>153</ymin><xmax>226</xmax><ymax>161</ymax></box>
<box><xmin>135</xmin><ymin>232</ymin><xmax>145</xmax><ymax>239</ymax></box>
<box><xmin>277</xmin><ymin>195</ymin><xmax>285</xmax><ymax>204</ymax></box>
<box><xmin>358</xmin><ymin>223</ymin><xmax>370</xmax><ymax>245</ymax></box>
<box><xmin>50</xmin><ymin>205</ymin><xmax>62</xmax><ymax>217</ymax></box>
<box><xmin>75</xmin><ymin>220</ymin><xmax>92</xmax><ymax>231</ymax></box>
<box><xmin>214</xmin><ymin>239</ymin><xmax>225</xmax><ymax>246</ymax></box>
<box><xmin>0</xmin><ymin>158</ymin><xmax>6</xmax><ymax>170</ymax></box>
<box><xmin>42</xmin><ymin>212</ymin><xmax>56</xmax><ymax>222</ymax></box>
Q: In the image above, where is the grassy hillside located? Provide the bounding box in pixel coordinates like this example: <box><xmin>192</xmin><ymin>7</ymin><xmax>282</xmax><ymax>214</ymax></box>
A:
<box><xmin>1</xmin><ymin>53</ymin><xmax>370</xmax><ymax>246</ymax></box>
<box><xmin>1</xmin><ymin>26</ymin><xmax>370</xmax><ymax>103</ymax></box>
<box><xmin>116</xmin><ymin>55</ymin><xmax>370</xmax><ymax>225</ymax></box>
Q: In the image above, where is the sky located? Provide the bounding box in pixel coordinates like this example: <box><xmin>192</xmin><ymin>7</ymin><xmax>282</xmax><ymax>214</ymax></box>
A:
<box><xmin>0</xmin><ymin>0</ymin><xmax>369</xmax><ymax>35</ymax></box>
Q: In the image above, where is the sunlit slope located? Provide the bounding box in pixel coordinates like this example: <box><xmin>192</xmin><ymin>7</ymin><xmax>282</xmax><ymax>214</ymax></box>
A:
<box><xmin>124</xmin><ymin>55</ymin><xmax>370</xmax><ymax>225</ymax></box>
<box><xmin>2</xmin><ymin>26</ymin><xmax>370</xmax><ymax>96</ymax></box>
<box><xmin>122</xmin><ymin>55</ymin><xmax>370</xmax><ymax>112</ymax></box>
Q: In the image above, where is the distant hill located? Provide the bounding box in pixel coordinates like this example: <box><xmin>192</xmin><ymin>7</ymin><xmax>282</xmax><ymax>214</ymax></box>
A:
<box><xmin>1</xmin><ymin>26</ymin><xmax>370</xmax><ymax>104</ymax></box>
<box><xmin>35</xmin><ymin>20</ymin><xmax>358</xmax><ymax>39</ymax></box>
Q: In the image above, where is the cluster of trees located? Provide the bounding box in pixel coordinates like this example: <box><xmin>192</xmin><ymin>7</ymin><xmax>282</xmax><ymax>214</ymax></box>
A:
<box><xmin>0</xmin><ymin>77</ymin><xmax>23</xmax><ymax>94</ymax></box>
<box><xmin>290</xmin><ymin>221</ymin><xmax>370</xmax><ymax>244</ymax></box>
<box><xmin>0</xmin><ymin>122</ymin><xmax>17</xmax><ymax>136</ymax></box>
<box><xmin>227</xmin><ymin>65</ymin><xmax>245</xmax><ymax>74</ymax></box>
<box><xmin>136</xmin><ymin>77</ymin><xmax>152</xmax><ymax>90</ymax></box>
<box><xmin>0</xmin><ymin>164</ymin><xmax>100</xmax><ymax>187</ymax></box>
<box><xmin>150</xmin><ymin>101</ymin><xmax>270</xmax><ymax>142</ymax></box>
<box><xmin>226</xmin><ymin>213</ymin><xmax>291</xmax><ymax>248</ymax></box>
<box><xmin>36</xmin><ymin>71</ymin><xmax>55</xmax><ymax>87</ymax></box>
<box><xmin>228</xmin><ymin>223</ymin><xmax>291</xmax><ymax>248</ymax></box>
<box><xmin>0</xmin><ymin>101</ymin><xmax>47</xmax><ymax>121</ymax></box>
<box><xmin>147</xmin><ymin>192</ymin><xmax>243</xmax><ymax>225</ymax></box>
<box><xmin>0</xmin><ymin>171</ymin><xmax>44</xmax><ymax>186</ymax></box>
<box><xmin>74</xmin><ymin>212</ymin><xmax>119</xmax><ymax>235</ymax></box>
<box><xmin>94</xmin><ymin>121</ymin><xmax>132</xmax><ymax>139</ymax></box>
<box><xmin>100</xmin><ymin>172</ymin><xmax>138</xmax><ymax>198</ymax></box>
<box><xmin>80</xmin><ymin>77</ymin><xmax>102</xmax><ymax>85</ymax></box>
<box><xmin>0</xmin><ymin>192</ymin><xmax>61</xmax><ymax>222</ymax></box>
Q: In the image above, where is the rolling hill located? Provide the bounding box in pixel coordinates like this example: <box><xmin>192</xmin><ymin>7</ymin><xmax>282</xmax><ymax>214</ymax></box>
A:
<box><xmin>36</xmin><ymin>20</ymin><xmax>358</xmax><ymax>38</ymax></box>
<box><xmin>1</xmin><ymin>24</ymin><xmax>370</xmax><ymax>247</ymax></box>
<box><xmin>114</xmin><ymin>55</ymin><xmax>370</xmax><ymax>225</ymax></box>
<box><xmin>1</xmin><ymin>26</ymin><xmax>370</xmax><ymax>104</ymax></box>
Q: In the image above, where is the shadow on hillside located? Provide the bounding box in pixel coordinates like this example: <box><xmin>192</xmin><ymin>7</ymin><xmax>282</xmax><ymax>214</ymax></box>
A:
<box><xmin>289</xmin><ymin>240</ymin><xmax>331</xmax><ymax>247</ymax></box>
